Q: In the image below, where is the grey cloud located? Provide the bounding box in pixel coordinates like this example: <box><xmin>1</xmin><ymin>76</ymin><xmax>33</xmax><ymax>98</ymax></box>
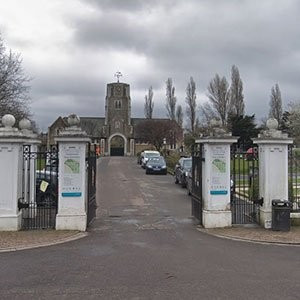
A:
<box><xmin>29</xmin><ymin>67</ymin><xmax>107</xmax><ymax>129</ymax></box>
<box><xmin>81</xmin><ymin>0</ymin><xmax>175</xmax><ymax>13</ymax></box>
<box><xmin>71</xmin><ymin>0</ymin><xmax>300</xmax><ymax>83</ymax></box>
<box><xmin>32</xmin><ymin>94</ymin><xmax>105</xmax><ymax>131</ymax></box>
<box><xmin>8</xmin><ymin>0</ymin><xmax>300</xmax><ymax>129</ymax></box>
<box><xmin>32</xmin><ymin>73</ymin><xmax>105</xmax><ymax>98</ymax></box>
<box><xmin>73</xmin><ymin>12</ymin><xmax>150</xmax><ymax>51</ymax></box>
<box><xmin>82</xmin><ymin>0</ymin><xmax>150</xmax><ymax>12</ymax></box>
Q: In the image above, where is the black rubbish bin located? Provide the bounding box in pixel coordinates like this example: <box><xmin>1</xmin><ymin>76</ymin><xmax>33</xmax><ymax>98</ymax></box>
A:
<box><xmin>272</xmin><ymin>199</ymin><xmax>291</xmax><ymax>231</ymax></box>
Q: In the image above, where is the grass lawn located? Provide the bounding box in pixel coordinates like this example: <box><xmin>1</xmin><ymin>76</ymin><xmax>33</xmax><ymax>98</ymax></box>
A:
<box><xmin>231</xmin><ymin>157</ymin><xmax>258</xmax><ymax>174</ymax></box>
<box><xmin>36</xmin><ymin>158</ymin><xmax>46</xmax><ymax>170</ymax></box>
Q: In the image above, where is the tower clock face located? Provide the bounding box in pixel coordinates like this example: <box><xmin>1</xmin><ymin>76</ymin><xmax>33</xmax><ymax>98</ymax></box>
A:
<box><xmin>115</xmin><ymin>86</ymin><xmax>122</xmax><ymax>96</ymax></box>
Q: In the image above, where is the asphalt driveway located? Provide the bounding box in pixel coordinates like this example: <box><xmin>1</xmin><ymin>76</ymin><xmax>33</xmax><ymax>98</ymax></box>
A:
<box><xmin>0</xmin><ymin>157</ymin><xmax>299</xmax><ymax>299</ymax></box>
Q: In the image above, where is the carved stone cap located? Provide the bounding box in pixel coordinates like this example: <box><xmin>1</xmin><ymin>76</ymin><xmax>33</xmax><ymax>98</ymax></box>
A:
<box><xmin>0</xmin><ymin>114</ymin><xmax>40</xmax><ymax>141</ymax></box>
<box><xmin>18</xmin><ymin>118</ymin><xmax>38</xmax><ymax>138</ymax></box>
<box><xmin>257</xmin><ymin>118</ymin><xmax>290</xmax><ymax>139</ymax></box>
<box><xmin>207</xmin><ymin>118</ymin><xmax>233</xmax><ymax>138</ymax></box>
<box><xmin>0</xmin><ymin>114</ymin><xmax>21</xmax><ymax>137</ymax></box>
<box><xmin>67</xmin><ymin>114</ymin><xmax>80</xmax><ymax>127</ymax></box>
<box><xmin>57</xmin><ymin>114</ymin><xmax>88</xmax><ymax>138</ymax></box>
<box><xmin>196</xmin><ymin>136</ymin><xmax>238</xmax><ymax>145</ymax></box>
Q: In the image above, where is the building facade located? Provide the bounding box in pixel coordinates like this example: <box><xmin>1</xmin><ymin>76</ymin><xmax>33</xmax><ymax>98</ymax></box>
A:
<box><xmin>48</xmin><ymin>81</ymin><xmax>183</xmax><ymax>156</ymax></box>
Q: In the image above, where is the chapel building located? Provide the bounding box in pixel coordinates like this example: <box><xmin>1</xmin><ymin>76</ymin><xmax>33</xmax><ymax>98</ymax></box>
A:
<box><xmin>48</xmin><ymin>81</ymin><xmax>182</xmax><ymax>156</ymax></box>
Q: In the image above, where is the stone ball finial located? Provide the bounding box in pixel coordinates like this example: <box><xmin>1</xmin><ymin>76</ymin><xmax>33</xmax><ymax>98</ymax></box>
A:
<box><xmin>1</xmin><ymin>114</ymin><xmax>16</xmax><ymax>128</ymax></box>
<box><xmin>266</xmin><ymin>118</ymin><xmax>278</xmax><ymax>130</ymax></box>
<box><xmin>67</xmin><ymin>114</ymin><xmax>80</xmax><ymax>127</ymax></box>
<box><xmin>210</xmin><ymin>118</ymin><xmax>222</xmax><ymax>127</ymax></box>
<box><xmin>19</xmin><ymin>118</ymin><xmax>31</xmax><ymax>130</ymax></box>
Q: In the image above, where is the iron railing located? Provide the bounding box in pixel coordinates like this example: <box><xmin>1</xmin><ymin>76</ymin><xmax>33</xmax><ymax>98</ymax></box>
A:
<box><xmin>289</xmin><ymin>145</ymin><xmax>300</xmax><ymax>212</ymax></box>
<box><xmin>230</xmin><ymin>144</ymin><xmax>260</xmax><ymax>224</ymax></box>
<box><xmin>191</xmin><ymin>143</ymin><xmax>203</xmax><ymax>224</ymax></box>
<box><xmin>86</xmin><ymin>144</ymin><xmax>97</xmax><ymax>225</ymax></box>
<box><xmin>20</xmin><ymin>145</ymin><xmax>58</xmax><ymax>230</ymax></box>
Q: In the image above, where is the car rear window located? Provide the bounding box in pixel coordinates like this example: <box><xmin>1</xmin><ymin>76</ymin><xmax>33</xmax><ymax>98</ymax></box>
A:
<box><xmin>148</xmin><ymin>157</ymin><xmax>165</xmax><ymax>163</ymax></box>
<box><xmin>183</xmin><ymin>159</ymin><xmax>192</xmax><ymax>168</ymax></box>
<box><xmin>146</xmin><ymin>152</ymin><xmax>160</xmax><ymax>157</ymax></box>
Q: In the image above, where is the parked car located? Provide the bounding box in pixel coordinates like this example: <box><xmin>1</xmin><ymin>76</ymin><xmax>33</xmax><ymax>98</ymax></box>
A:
<box><xmin>174</xmin><ymin>157</ymin><xmax>192</xmax><ymax>188</ymax></box>
<box><xmin>141</xmin><ymin>150</ymin><xmax>160</xmax><ymax>168</ymax></box>
<box><xmin>145</xmin><ymin>156</ymin><xmax>167</xmax><ymax>175</ymax></box>
<box><xmin>36</xmin><ymin>169</ymin><xmax>58</xmax><ymax>207</ymax></box>
<box><xmin>230</xmin><ymin>179</ymin><xmax>234</xmax><ymax>193</ymax></box>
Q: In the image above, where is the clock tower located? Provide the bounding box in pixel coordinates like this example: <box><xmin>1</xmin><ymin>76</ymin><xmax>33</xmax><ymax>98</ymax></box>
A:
<box><xmin>102</xmin><ymin>81</ymin><xmax>134</xmax><ymax>156</ymax></box>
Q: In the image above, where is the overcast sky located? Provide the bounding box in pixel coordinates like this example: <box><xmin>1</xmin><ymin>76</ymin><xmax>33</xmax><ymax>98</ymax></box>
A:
<box><xmin>1</xmin><ymin>0</ymin><xmax>300</xmax><ymax>131</ymax></box>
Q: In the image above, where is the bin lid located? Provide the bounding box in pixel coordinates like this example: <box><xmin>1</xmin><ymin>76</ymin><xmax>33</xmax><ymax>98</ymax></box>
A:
<box><xmin>272</xmin><ymin>199</ymin><xmax>291</xmax><ymax>207</ymax></box>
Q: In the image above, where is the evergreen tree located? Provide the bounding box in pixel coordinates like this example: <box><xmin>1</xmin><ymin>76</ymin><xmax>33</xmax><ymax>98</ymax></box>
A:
<box><xmin>228</xmin><ymin>114</ymin><xmax>259</xmax><ymax>150</ymax></box>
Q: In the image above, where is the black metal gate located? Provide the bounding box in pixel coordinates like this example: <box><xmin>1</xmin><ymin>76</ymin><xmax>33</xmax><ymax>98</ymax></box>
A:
<box><xmin>191</xmin><ymin>143</ymin><xmax>203</xmax><ymax>224</ymax></box>
<box><xmin>110</xmin><ymin>147</ymin><xmax>124</xmax><ymax>156</ymax></box>
<box><xmin>87</xmin><ymin>144</ymin><xmax>97</xmax><ymax>225</ymax></box>
<box><xmin>289</xmin><ymin>145</ymin><xmax>300</xmax><ymax>212</ymax></box>
<box><xmin>20</xmin><ymin>145</ymin><xmax>58</xmax><ymax>230</ymax></box>
<box><xmin>231</xmin><ymin>144</ymin><xmax>261</xmax><ymax>224</ymax></box>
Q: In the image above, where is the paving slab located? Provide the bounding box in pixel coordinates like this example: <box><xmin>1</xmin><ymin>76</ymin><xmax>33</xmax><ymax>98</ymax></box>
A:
<box><xmin>0</xmin><ymin>230</ymin><xmax>87</xmax><ymax>252</ymax></box>
<box><xmin>198</xmin><ymin>226</ymin><xmax>300</xmax><ymax>245</ymax></box>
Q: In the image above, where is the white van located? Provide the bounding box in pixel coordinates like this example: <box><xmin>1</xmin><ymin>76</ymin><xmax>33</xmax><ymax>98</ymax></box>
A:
<box><xmin>141</xmin><ymin>150</ymin><xmax>160</xmax><ymax>168</ymax></box>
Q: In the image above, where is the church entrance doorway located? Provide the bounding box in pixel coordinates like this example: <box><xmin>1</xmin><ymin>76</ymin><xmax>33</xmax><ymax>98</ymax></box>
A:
<box><xmin>110</xmin><ymin>135</ymin><xmax>125</xmax><ymax>156</ymax></box>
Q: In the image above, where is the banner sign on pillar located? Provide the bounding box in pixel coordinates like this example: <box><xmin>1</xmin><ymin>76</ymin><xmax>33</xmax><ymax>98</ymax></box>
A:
<box><xmin>210</xmin><ymin>145</ymin><xmax>228</xmax><ymax>195</ymax></box>
<box><xmin>62</xmin><ymin>146</ymin><xmax>82</xmax><ymax>197</ymax></box>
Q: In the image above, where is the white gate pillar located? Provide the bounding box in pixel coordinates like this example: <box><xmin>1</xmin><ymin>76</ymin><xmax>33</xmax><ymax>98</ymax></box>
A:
<box><xmin>253</xmin><ymin>118</ymin><xmax>293</xmax><ymax>228</ymax></box>
<box><xmin>196</xmin><ymin>130</ymin><xmax>237</xmax><ymax>228</ymax></box>
<box><xmin>55</xmin><ymin>115</ymin><xmax>91</xmax><ymax>231</ymax></box>
<box><xmin>0</xmin><ymin>115</ymin><xmax>25</xmax><ymax>230</ymax></box>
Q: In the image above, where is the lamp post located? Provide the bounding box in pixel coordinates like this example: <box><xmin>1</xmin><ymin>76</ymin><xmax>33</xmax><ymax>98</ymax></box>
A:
<box><xmin>163</xmin><ymin>137</ymin><xmax>167</xmax><ymax>157</ymax></box>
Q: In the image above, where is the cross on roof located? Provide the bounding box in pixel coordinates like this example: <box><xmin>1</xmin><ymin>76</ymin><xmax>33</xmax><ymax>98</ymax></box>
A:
<box><xmin>114</xmin><ymin>71</ymin><xmax>122</xmax><ymax>83</ymax></box>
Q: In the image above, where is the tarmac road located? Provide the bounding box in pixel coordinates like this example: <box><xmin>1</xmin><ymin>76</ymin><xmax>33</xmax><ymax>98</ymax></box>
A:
<box><xmin>0</xmin><ymin>157</ymin><xmax>300</xmax><ymax>299</ymax></box>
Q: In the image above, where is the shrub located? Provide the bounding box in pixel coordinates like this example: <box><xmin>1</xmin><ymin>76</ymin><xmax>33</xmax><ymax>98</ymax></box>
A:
<box><xmin>165</xmin><ymin>152</ymin><xmax>181</xmax><ymax>173</ymax></box>
<box><xmin>249</xmin><ymin>176</ymin><xmax>259</xmax><ymax>200</ymax></box>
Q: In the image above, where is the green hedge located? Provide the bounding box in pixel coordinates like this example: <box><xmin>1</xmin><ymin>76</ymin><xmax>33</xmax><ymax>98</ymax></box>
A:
<box><xmin>165</xmin><ymin>152</ymin><xmax>181</xmax><ymax>174</ymax></box>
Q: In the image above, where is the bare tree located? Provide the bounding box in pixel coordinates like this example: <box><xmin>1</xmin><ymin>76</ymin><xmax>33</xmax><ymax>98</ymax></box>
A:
<box><xmin>229</xmin><ymin>65</ymin><xmax>244</xmax><ymax>116</ymax></box>
<box><xmin>165</xmin><ymin>78</ymin><xmax>177</xmax><ymax>120</ymax></box>
<box><xmin>207</xmin><ymin>74</ymin><xmax>230</xmax><ymax>126</ymax></box>
<box><xmin>200</xmin><ymin>102</ymin><xmax>216</xmax><ymax>125</ymax></box>
<box><xmin>269</xmin><ymin>83</ymin><xmax>283</xmax><ymax>122</ymax></box>
<box><xmin>185</xmin><ymin>76</ymin><xmax>197</xmax><ymax>132</ymax></box>
<box><xmin>176</xmin><ymin>105</ymin><xmax>183</xmax><ymax>128</ymax></box>
<box><xmin>135</xmin><ymin>119</ymin><xmax>182</xmax><ymax>151</ymax></box>
<box><xmin>80</xmin><ymin>118</ymin><xmax>101</xmax><ymax>137</ymax></box>
<box><xmin>281</xmin><ymin>101</ymin><xmax>300</xmax><ymax>145</ymax></box>
<box><xmin>289</xmin><ymin>102</ymin><xmax>300</xmax><ymax>146</ymax></box>
<box><xmin>0</xmin><ymin>33</ymin><xmax>31</xmax><ymax>122</ymax></box>
<box><xmin>144</xmin><ymin>86</ymin><xmax>154</xmax><ymax>119</ymax></box>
